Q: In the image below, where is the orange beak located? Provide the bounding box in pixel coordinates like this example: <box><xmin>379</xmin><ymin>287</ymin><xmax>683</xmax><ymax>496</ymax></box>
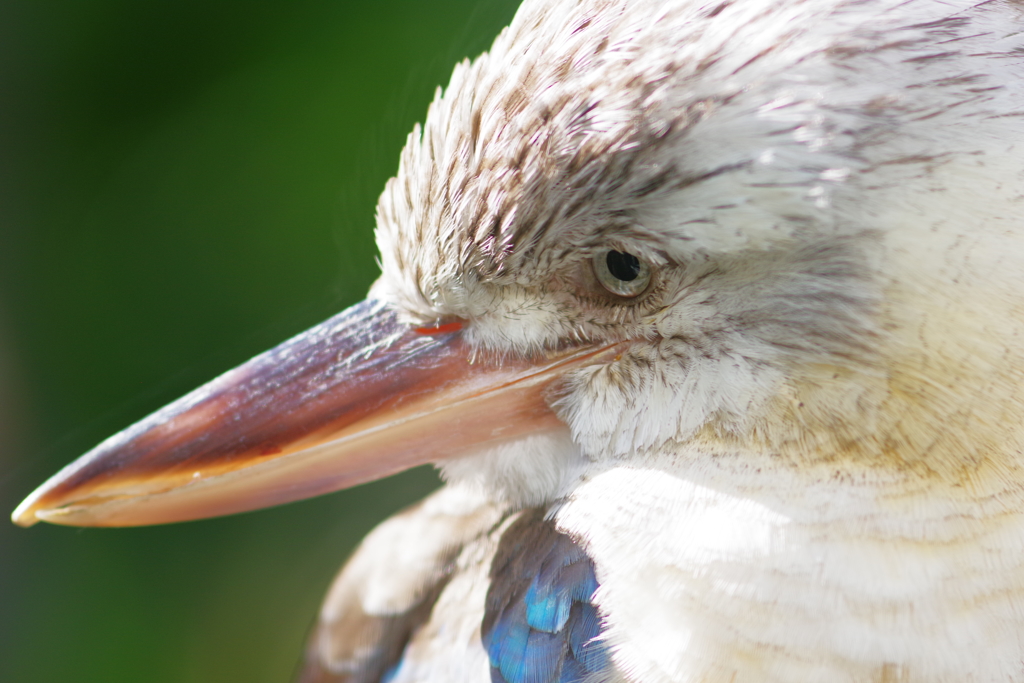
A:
<box><xmin>12</xmin><ymin>299</ymin><xmax>616</xmax><ymax>528</ymax></box>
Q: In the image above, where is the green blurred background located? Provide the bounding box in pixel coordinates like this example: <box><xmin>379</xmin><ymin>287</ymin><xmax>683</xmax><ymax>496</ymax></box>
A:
<box><xmin>0</xmin><ymin>1</ymin><xmax>520</xmax><ymax>681</ymax></box>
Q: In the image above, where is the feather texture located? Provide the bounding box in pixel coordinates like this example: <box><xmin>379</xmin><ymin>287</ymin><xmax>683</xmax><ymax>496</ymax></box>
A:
<box><xmin>324</xmin><ymin>0</ymin><xmax>1024</xmax><ymax>679</ymax></box>
<box><xmin>482</xmin><ymin>508</ymin><xmax>608</xmax><ymax>683</ymax></box>
<box><xmin>298</xmin><ymin>486</ymin><xmax>503</xmax><ymax>682</ymax></box>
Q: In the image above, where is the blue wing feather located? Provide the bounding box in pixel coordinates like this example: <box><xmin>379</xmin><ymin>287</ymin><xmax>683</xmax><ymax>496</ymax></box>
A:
<box><xmin>482</xmin><ymin>509</ymin><xmax>610</xmax><ymax>683</ymax></box>
<box><xmin>568</xmin><ymin>603</ymin><xmax>609</xmax><ymax>674</ymax></box>
<box><xmin>525</xmin><ymin>576</ymin><xmax>573</xmax><ymax>633</ymax></box>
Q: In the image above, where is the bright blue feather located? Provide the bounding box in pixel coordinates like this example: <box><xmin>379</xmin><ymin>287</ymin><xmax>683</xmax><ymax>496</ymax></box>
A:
<box><xmin>525</xmin><ymin>576</ymin><xmax>573</xmax><ymax>632</ymax></box>
<box><xmin>482</xmin><ymin>510</ymin><xmax>610</xmax><ymax>683</ymax></box>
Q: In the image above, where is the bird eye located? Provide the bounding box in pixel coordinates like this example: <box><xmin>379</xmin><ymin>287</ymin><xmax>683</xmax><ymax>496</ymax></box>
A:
<box><xmin>592</xmin><ymin>249</ymin><xmax>652</xmax><ymax>298</ymax></box>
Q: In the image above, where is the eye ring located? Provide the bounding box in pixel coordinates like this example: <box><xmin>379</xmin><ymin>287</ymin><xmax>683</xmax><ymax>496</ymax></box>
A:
<box><xmin>592</xmin><ymin>249</ymin><xmax>652</xmax><ymax>298</ymax></box>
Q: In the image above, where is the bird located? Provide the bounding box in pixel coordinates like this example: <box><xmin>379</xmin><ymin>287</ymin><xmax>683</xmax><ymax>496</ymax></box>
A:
<box><xmin>11</xmin><ymin>0</ymin><xmax>1024</xmax><ymax>680</ymax></box>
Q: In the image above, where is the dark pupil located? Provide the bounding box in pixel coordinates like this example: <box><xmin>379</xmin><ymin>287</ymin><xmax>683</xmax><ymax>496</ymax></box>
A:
<box><xmin>606</xmin><ymin>250</ymin><xmax>641</xmax><ymax>281</ymax></box>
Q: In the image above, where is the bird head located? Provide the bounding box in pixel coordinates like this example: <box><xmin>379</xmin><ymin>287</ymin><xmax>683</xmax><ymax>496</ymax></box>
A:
<box><xmin>13</xmin><ymin>0</ymin><xmax>1024</xmax><ymax>527</ymax></box>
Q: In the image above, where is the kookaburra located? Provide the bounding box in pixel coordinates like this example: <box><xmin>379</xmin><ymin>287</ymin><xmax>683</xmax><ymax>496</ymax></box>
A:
<box><xmin>13</xmin><ymin>0</ymin><xmax>1024</xmax><ymax>681</ymax></box>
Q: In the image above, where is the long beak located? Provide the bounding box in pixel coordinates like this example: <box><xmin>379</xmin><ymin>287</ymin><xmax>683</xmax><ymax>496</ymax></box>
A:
<box><xmin>13</xmin><ymin>299</ymin><xmax>616</xmax><ymax>528</ymax></box>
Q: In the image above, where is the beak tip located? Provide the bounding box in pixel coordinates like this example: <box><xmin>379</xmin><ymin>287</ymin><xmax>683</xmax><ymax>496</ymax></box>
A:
<box><xmin>12</xmin><ymin>482</ymin><xmax>60</xmax><ymax>527</ymax></box>
<box><xmin>12</xmin><ymin>494</ymin><xmax>101</xmax><ymax>528</ymax></box>
<box><xmin>11</xmin><ymin>499</ymin><xmax>41</xmax><ymax>528</ymax></box>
